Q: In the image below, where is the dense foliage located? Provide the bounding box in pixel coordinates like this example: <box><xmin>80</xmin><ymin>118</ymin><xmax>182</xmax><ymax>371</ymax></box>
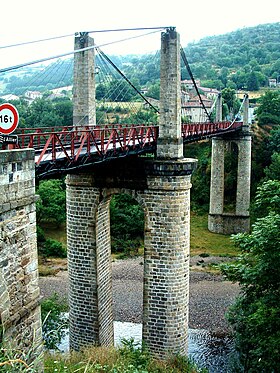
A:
<box><xmin>36</xmin><ymin>179</ymin><xmax>66</xmax><ymax>227</ymax></box>
<box><xmin>110</xmin><ymin>194</ymin><xmax>144</xmax><ymax>256</ymax></box>
<box><xmin>221</xmin><ymin>180</ymin><xmax>280</xmax><ymax>371</ymax></box>
<box><xmin>184</xmin><ymin>23</ymin><xmax>280</xmax><ymax>91</ymax></box>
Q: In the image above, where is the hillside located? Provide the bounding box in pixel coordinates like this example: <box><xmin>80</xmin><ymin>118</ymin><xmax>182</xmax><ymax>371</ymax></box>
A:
<box><xmin>1</xmin><ymin>22</ymin><xmax>279</xmax><ymax>96</ymax></box>
<box><xmin>182</xmin><ymin>22</ymin><xmax>280</xmax><ymax>90</ymax></box>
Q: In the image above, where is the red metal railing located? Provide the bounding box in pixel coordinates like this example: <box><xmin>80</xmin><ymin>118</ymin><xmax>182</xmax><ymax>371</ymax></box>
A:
<box><xmin>3</xmin><ymin>121</ymin><xmax>243</xmax><ymax>169</ymax></box>
<box><xmin>13</xmin><ymin>125</ymin><xmax>159</xmax><ymax>165</ymax></box>
<box><xmin>182</xmin><ymin>121</ymin><xmax>243</xmax><ymax>139</ymax></box>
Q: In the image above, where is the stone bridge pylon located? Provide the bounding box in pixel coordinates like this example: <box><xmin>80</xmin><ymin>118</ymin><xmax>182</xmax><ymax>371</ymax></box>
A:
<box><xmin>66</xmin><ymin>28</ymin><xmax>197</xmax><ymax>358</ymax></box>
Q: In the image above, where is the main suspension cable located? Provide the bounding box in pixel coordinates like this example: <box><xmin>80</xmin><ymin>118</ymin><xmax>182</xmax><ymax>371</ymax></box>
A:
<box><xmin>96</xmin><ymin>48</ymin><xmax>159</xmax><ymax>114</ymax></box>
<box><xmin>180</xmin><ymin>46</ymin><xmax>212</xmax><ymax>123</ymax></box>
<box><xmin>0</xmin><ymin>30</ymin><xmax>163</xmax><ymax>74</ymax></box>
<box><xmin>0</xmin><ymin>26</ymin><xmax>168</xmax><ymax>50</ymax></box>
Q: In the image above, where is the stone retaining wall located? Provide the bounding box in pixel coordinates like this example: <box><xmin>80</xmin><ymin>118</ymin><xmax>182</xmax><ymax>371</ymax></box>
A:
<box><xmin>0</xmin><ymin>149</ymin><xmax>42</xmax><ymax>367</ymax></box>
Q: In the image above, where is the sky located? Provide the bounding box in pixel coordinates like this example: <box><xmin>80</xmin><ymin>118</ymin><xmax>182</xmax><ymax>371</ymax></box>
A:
<box><xmin>1</xmin><ymin>0</ymin><xmax>279</xmax><ymax>70</ymax></box>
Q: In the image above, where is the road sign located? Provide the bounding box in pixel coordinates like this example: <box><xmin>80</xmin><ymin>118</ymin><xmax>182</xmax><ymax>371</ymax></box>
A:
<box><xmin>0</xmin><ymin>103</ymin><xmax>19</xmax><ymax>135</ymax></box>
<box><xmin>0</xmin><ymin>134</ymin><xmax>18</xmax><ymax>145</ymax></box>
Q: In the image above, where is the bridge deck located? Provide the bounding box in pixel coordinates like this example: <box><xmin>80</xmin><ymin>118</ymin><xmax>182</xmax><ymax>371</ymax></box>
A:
<box><xmin>1</xmin><ymin>121</ymin><xmax>243</xmax><ymax>178</ymax></box>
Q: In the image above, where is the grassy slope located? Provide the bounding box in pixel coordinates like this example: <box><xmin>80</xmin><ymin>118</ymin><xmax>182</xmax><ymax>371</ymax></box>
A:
<box><xmin>190</xmin><ymin>213</ymin><xmax>238</xmax><ymax>257</ymax></box>
<box><xmin>44</xmin><ymin>213</ymin><xmax>238</xmax><ymax>258</ymax></box>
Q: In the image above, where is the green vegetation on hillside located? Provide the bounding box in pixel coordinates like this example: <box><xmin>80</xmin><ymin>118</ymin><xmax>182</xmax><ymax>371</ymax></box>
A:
<box><xmin>1</xmin><ymin>22</ymin><xmax>279</xmax><ymax>97</ymax></box>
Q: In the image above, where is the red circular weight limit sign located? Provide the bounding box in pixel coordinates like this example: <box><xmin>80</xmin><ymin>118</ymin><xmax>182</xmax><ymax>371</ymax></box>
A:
<box><xmin>0</xmin><ymin>103</ymin><xmax>19</xmax><ymax>134</ymax></box>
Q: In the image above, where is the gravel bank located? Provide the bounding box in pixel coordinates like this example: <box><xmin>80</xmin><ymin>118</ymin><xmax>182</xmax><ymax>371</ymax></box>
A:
<box><xmin>39</xmin><ymin>256</ymin><xmax>240</xmax><ymax>333</ymax></box>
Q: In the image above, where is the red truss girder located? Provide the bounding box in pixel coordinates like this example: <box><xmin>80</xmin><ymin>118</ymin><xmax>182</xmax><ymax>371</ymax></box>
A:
<box><xmin>5</xmin><ymin>122</ymin><xmax>243</xmax><ymax>166</ymax></box>
<box><xmin>13</xmin><ymin>125</ymin><xmax>158</xmax><ymax>165</ymax></box>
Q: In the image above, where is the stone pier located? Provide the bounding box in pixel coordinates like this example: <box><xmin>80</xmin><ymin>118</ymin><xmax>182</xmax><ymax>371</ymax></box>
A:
<box><xmin>142</xmin><ymin>159</ymin><xmax>196</xmax><ymax>358</ymax></box>
<box><xmin>208</xmin><ymin>95</ymin><xmax>252</xmax><ymax>234</ymax></box>
<box><xmin>66</xmin><ymin>174</ymin><xmax>114</xmax><ymax>350</ymax></box>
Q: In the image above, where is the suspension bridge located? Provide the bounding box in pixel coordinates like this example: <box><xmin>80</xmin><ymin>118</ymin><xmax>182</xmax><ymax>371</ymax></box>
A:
<box><xmin>0</xmin><ymin>27</ymin><xmax>252</xmax><ymax>364</ymax></box>
<box><xmin>0</xmin><ymin>27</ymin><xmax>245</xmax><ymax>178</ymax></box>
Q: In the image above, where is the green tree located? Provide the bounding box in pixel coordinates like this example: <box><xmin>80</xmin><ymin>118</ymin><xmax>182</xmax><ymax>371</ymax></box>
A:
<box><xmin>221</xmin><ymin>87</ymin><xmax>240</xmax><ymax>120</ymax></box>
<box><xmin>146</xmin><ymin>82</ymin><xmax>160</xmax><ymax>100</ymax></box>
<box><xmin>251</xmin><ymin>179</ymin><xmax>280</xmax><ymax>220</ymax></box>
<box><xmin>36</xmin><ymin>179</ymin><xmax>66</xmax><ymax>227</ymax></box>
<box><xmin>255</xmin><ymin>90</ymin><xmax>280</xmax><ymax>125</ymax></box>
<box><xmin>110</xmin><ymin>193</ymin><xmax>144</xmax><ymax>253</ymax></box>
<box><xmin>264</xmin><ymin>152</ymin><xmax>280</xmax><ymax>180</ymax></box>
<box><xmin>41</xmin><ymin>294</ymin><xmax>68</xmax><ymax>350</ymax></box>
<box><xmin>222</xmin><ymin>181</ymin><xmax>280</xmax><ymax>371</ymax></box>
<box><xmin>246</xmin><ymin>71</ymin><xmax>260</xmax><ymax>91</ymax></box>
<box><xmin>184</xmin><ymin>142</ymin><xmax>211</xmax><ymax>211</ymax></box>
<box><xmin>53</xmin><ymin>98</ymin><xmax>73</xmax><ymax>125</ymax></box>
<box><xmin>268</xmin><ymin>126</ymin><xmax>280</xmax><ymax>153</ymax></box>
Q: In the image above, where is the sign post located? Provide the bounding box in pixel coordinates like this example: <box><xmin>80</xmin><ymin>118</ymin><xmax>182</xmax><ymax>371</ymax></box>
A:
<box><xmin>0</xmin><ymin>103</ymin><xmax>19</xmax><ymax>145</ymax></box>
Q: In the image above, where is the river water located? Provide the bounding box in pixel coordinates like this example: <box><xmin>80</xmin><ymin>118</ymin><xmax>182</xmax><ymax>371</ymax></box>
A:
<box><xmin>59</xmin><ymin>321</ymin><xmax>235</xmax><ymax>372</ymax></box>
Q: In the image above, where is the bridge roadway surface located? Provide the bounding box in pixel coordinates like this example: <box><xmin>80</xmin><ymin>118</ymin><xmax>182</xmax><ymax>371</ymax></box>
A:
<box><xmin>39</xmin><ymin>256</ymin><xmax>240</xmax><ymax>333</ymax></box>
<box><xmin>9</xmin><ymin>121</ymin><xmax>243</xmax><ymax>178</ymax></box>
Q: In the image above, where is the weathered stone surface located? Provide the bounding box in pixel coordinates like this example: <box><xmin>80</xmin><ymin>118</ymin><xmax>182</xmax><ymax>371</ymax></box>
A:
<box><xmin>73</xmin><ymin>32</ymin><xmax>96</xmax><ymax>126</ymax></box>
<box><xmin>66</xmin><ymin>173</ymin><xmax>114</xmax><ymax>350</ymax></box>
<box><xmin>0</xmin><ymin>149</ymin><xmax>42</xmax><ymax>369</ymax></box>
<box><xmin>66</xmin><ymin>156</ymin><xmax>196</xmax><ymax>359</ymax></box>
<box><xmin>208</xmin><ymin>132</ymin><xmax>251</xmax><ymax>234</ymax></box>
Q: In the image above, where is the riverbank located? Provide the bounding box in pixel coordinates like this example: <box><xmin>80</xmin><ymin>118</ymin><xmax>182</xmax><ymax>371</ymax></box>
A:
<box><xmin>39</xmin><ymin>256</ymin><xmax>240</xmax><ymax>333</ymax></box>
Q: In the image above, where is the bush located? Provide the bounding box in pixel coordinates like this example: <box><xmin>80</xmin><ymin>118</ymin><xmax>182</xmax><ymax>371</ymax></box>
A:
<box><xmin>36</xmin><ymin>179</ymin><xmax>66</xmax><ymax>227</ymax></box>
<box><xmin>0</xmin><ymin>335</ymin><xmax>43</xmax><ymax>372</ymax></box>
<box><xmin>36</xmin><ymin>225</ymin><xmax>46</xmax><ymax>243</ymax></box>
<box><xmin>44</xmin><ymin>339</ymin><xmax>207</xmax><ymax>372</ymax></box>
<box><xmin>39</xmin><ymin>238</ymin><xmax>67</xmax><ymax>258</ymax></box>
<box><xmin>110</xmin><ymin>194</ymin><xmax>144</xmax><ymax>256</ymax></box>
<box><xmin>41</xmin><ymin>294</ymin><xmax>68</xmax><ymax>350</ymax></box>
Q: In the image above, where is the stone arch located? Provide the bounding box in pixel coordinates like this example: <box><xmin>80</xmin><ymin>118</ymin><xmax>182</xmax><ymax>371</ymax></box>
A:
<box><xmin>209</xmin><ymin>134</ymin><xmax>252</xmax><ymax>234</ymax></box>
<box><xmin>102</xmin><ymin>187</ymin><xmax>150</xmax><ymax>247</ymax></box>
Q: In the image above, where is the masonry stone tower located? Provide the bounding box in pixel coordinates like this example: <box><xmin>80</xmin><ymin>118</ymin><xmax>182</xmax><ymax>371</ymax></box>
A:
<box><xmin>66</xmin><ymin>29</ymin><xmax>197</xmax><ymax>359</ymax></box>
<box><xmin>0</xmin><ymin>149</ymin><xmax>42</xmax><ymax>369</ymax></box>
<box><xmin>208</xmin><ymin>94</ymin><xmax>252</xmax><ymax>234</ymax></box>
<box><xmin>73</xmin><ymin>32</ymin><xmax>96</xmax><ymax>126</ymax></box>
<box><xmin>142</xmin><ymin>28</ymin><xmax>197</xmax><ymax>358</ymax></box>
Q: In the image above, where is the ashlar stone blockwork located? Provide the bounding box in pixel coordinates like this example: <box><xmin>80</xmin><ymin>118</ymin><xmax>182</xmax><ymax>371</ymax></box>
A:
<box><xmin>208</xmin><ymin>134</ymin><xmax>252</xmax><ymax>234</ymax></box>
<box><xmin>0</xmin><ymin>149</ymin><xmax>42</xmax><ymax>368</ymax></box>
<box><xmin>66</xmin><ymin>174</ymin><xmax>114</xmax><ymax>350</ymax></box>
<box><xmin>66</xmin><ymin>158</ymin><xmax>197</xmax><ymax>359</ymax></box>
<box><xmin>141</xmin><ymin>171</ymin><xmax>192</xmax><ymax>357</ymax></box>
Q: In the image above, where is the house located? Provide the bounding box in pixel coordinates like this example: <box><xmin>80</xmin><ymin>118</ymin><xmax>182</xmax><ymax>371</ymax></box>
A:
<box><xmin>198</xmin><ymin>87</ymin><xmax>220</xmax><ymax>100</ymax></box>
<box><xmin>268</xmin><ymin>78</ymin><xmax>277</xmax><ymax>88</ymax></box>
<box><xmin>181</xmin><ymin>79</ymin><xmax>201</xmax><ymax>90</ymax></box>
<box><xmin>181</xmin><ymin>92</ymin><xmax>213</xmax><ymax>123</ymax></box>
<box><xmin>0</xmin><ymin>94</ymin><xmax>20</xmax><ymax>101</ymax></box>
<box><xmin>24</xmin><ymin>90</ymin><xmax>42</xmax><ymax>102</ymax></box>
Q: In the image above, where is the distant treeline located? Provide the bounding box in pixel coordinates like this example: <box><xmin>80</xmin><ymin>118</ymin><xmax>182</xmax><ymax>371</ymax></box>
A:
<box><xmin>1</xmin><ymin>22</ymin><xmax>279</xmax><ymax>96</ymax></box>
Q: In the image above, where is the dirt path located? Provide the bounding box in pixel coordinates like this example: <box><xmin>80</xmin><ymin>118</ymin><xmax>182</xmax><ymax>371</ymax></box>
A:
<box><xmin>39</xmin><ymin>256</ymin><xmax>240</xmax><ymax>333</ymax></box>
